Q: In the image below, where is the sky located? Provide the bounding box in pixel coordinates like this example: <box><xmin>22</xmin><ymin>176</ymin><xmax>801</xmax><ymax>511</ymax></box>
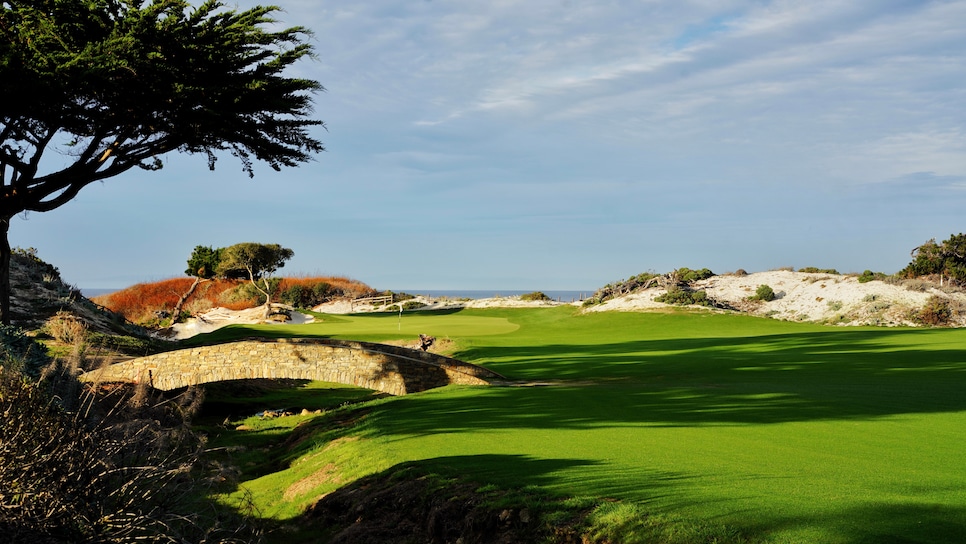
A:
<box><xmin>12</xmin><ymin>0</ymin><xmax>966</xmax><ymax>291</ymax></box>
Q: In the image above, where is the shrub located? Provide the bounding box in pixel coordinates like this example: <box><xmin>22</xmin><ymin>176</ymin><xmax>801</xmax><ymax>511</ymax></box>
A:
<box><xmin>520</xmin><ymin>291</ymin><xmax>552</xmax><ymax>302</ymax></box>
<box><xmin>799</xmin><ymin>267</ymin><xmax>839</xmax><ymax>274</ymax></box>
<box><xmin>632</xmin><ymin>272</ymin><xmax>660</xmax><ymax>284</ymax></box>
<box><xmin>733</xmin><ymin>269</ymin><xmax>748</xmax><ymax>276</ymax></box>
<box><xmin>826</xmin><ymin>300</ymin><xmax>843</xmax><ymax>311</ymax></box>
<box><xmin>749</xmin><ymin>284</ymin><xmax>775</xmax><ymax>302</ymax></box>
<box><xmin>675</xmin><ymin>267</ymin><xmax>715</xmax><ymax>283</ymax></box>
<box><xmin>916</xmin><ymin>295</ymin><xmax>953</xmax><ymax>326</ymax></box>
<box><xmin>312</xmin><ymin>281</ymin><xmax>332</xmax><ymax>301</ymax></box>
<box><xmin>280</xmin><ymin>284</ymin><xmax>311</xmax><ymax>308</ymax></box>
<box><xmin>858</xmin><ymin>270</ymin><xmax>888</xmax><ymax>283</ymax></box>
<box><xmin>902</xmin><ymin>279</ymin><xmax>931</xmax><ymax>292</ymax></box>
<box><xmin>222</xmin><ymin>281</ymin><xmax>267</xmax><ymax>306</ymax></box>
<box><xmin>43</xmin><ymin>311</ymin><xmax>87</xmax><ymax>345</ymax></box>
<box><xmin>655</xmin><ymin>287</ymin><xmax>712</xmax><ymax>306</ymax></box>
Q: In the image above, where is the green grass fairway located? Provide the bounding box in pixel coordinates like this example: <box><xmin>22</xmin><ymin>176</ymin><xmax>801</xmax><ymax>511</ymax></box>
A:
<box><xmin>197</xmin><ymin>307</ymin><xmax>966</xmax><ymax>543</ymax></box>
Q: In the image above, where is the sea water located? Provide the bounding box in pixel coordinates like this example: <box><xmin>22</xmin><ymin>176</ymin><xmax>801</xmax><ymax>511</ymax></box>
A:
<box><xmin>396</xmin><ymin>289</ymin><xmax>591</xmax><ymax>302</ymax></box>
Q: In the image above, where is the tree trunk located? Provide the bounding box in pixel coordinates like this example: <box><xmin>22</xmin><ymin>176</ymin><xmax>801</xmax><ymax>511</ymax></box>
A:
<box><xmin>171</xmin><ymin>277</ymin><xmax>206</xmax><ymax>324</ymax></box>
<box><xmin>246</xmin><ymin>273</ymin><xmax>272</xmax><ymax>321</ymax></box>
<box><xmin>260</xmin><ymin>277</ymin><xmax>272</xmax><ymax>320</ymax></box>
<box><xmin>0</xmin><ymin>218</ymin><xmax>9</xmax><ymax>326</ymax></box>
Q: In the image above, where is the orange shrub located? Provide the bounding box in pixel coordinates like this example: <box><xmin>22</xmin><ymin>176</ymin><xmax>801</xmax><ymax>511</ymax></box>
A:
<box><xmin>95</xmin><ymin>276</ymin><xmax>373</xmax><ymax>325</ymax></box>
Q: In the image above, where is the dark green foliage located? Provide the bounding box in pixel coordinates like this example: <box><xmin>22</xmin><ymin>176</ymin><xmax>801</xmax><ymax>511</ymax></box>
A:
<box><xmin>402</xmin><ymin>301</ymin><xmax>427</xmax><ymax>310</ymax></box>
<box><xmin>675</xmin><ymin>267</ymin><xmax>715</xmax><ymax>283</ymax></box>
<box><xmin>799</xmin><ymin>267</ymin><xmax>839</xmax><ymax>274</ymax></box>
<box><xmin>655</xmin><ymin>287</ymin><xmax>711</xmax><ymax>306</ymax></box>
<box><xmin>902</xmin><ymin>234</ymin><xmax>966</xmax><ymax>283</ymax></box>
<box><xmin>313</xmin><ymin>282</ymin><xmax>332</xmax><ymax>301</ymax></box>
<box><xmin>185</xmin><ymin>245</ymin><xmax>223</xmax><ymax>279</ymax></box>
<box><xmin>217</xmin><ymin>243</ymin><xmax>294</xmax><ymax>281</ymax></box>
<box><xmin>0</xmin><ymin>0</ymin><xmax>325</xmax><ymax>324</ymax></box>
<box><xmin>280</xmin><ymin>282</ymin><xmax>339</xmax><ymax>309</ymax></box>
<box><xmin>217</xmin><ymin>243</ymin><xmax>293</xmax><ymax>308</ymax></box>
<box><xmin>0</xmin><ymin>324</ymin><xmax>52</xmax><ymax>377</ymax></box>
<box><xmin>520</xmin><ymin>291</ymin><xmax>552</xmax><ymax>302</ymax></box>
<box><xmin>280</xmin><ymin>284</ymin><xmax>311</xmax><ymax>308</ymax></box>
<box><xmin>749</xmin><ymin>284</ymin><xmax>775</xmax><ymax>302</ymax></box>
<box><xmin>858</xmin><ymin>270</ymin><xmax>888</xmax><ymax>283</ymax></box>
<box><xmin>632</xmin><ymin>272</ymin><xmax>660</xmax><ymax>284</ymax></box>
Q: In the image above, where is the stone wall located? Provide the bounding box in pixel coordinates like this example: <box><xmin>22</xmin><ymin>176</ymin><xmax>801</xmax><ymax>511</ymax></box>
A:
<box><xmin>80</xmin><ymin>338</ymin><xmax>504</xmax><ymax>396</ymax></box>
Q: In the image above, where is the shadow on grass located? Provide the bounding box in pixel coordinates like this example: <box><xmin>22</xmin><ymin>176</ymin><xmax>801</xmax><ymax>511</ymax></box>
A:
<box><xmin>749</xmin><ymin>501</ymin><xmax>966</xmax><ymax>544</ymax></box>
<box><xmin>265</xmin><ymin>455</ymin><xmax>610</xmax><ymax>544</ymax></box>
<box><xmin>416</xmin><ymin>328</ymin><xmax>966</xmax><ymax>428</ymax></box>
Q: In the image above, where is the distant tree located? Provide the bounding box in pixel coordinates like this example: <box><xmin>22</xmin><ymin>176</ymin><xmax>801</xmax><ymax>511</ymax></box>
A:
<box><xmin>0</xmin><ymin>0</ymin><xmax>324</xmax><ymax>324</ymax></box>
<box><xmin>185</xmin><ymin>245</ymin><xmax>223</xmax><ymax>280</ymax></box>
<box><xmin>216</xmin><ymin>242</ymin><xmax>293</xmax><ymax>317</ymax></box>
<box><xmin>904</xmin><ymin>234</ymin><xmax>966</xmax><ymax>285</ymax></box>
<box><xmin>171</xmin><ymin>245</ymin><xmax>223</xmax><ymax>323</ymax></box>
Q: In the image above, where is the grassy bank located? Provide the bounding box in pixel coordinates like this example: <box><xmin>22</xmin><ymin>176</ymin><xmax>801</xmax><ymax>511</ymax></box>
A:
<box><xmin>196</xmin><ymin>307</ymin><xmax>966</xmax><ymax>543</ymax></box>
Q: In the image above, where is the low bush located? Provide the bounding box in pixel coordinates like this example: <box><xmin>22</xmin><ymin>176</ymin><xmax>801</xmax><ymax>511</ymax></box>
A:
<box><xmin>43</xmin><ymin>311</ymin><xmax>87</xmax><ymax>345</ymax></box>
<box><xmin>826</xmin><ymin>300</ymin><xmax>843</xmax><ymax>311</ymax></box>
<box><xmin>675</xmin><ymin>267</ymin><xmax>715</xmax><ymax>283</ymax></box>
<box><xmin>902</xmin><ymin>279</ymin><xmax>932</xmax><ymax>292</ymax></box>
<box><xmin>858</xmin><ymin>270</ymin><xmax>888</xmax><ymax>283</ymax></box>
<box><xmin>799</xmin><ymin>267</ymin><xmax>840</xmax><ymax>274</ymax></box>
<box><xmin>520</xmin><ymin>291</ymin><xmax>552</xmax><ymax>302</ymax></box>
<box><xmin>748</xmin><ymin>285</ymin><xmax>775</xmax><ymax>302</ymax></box>
<box><xmin>655</xmin><ymin>287</ymin><xmax>711</xmax><ymax>306</ymax></box>
<box><xmin>915</xmin><ymin>295</ymin><xmax>953</xmax><ymax>326</ymax></box>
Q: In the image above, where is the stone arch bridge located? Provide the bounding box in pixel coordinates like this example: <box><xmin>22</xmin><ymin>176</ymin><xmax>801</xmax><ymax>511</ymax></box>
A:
<box><xmin>80</xmin><ymin>338</ymin><xmax>504</xmax><ymax>396</ymax></box>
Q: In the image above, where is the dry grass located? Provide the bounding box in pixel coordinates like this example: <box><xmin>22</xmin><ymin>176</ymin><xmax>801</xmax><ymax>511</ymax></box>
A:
<box><xmin>94</xmin><ymin>276</ymin><xmax>374</xmax><ymax>325</ymax></box>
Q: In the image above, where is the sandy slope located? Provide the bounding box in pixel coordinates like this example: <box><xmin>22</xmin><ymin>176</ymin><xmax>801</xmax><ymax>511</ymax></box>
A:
<box><xmin>585</xmin><ymin>270</ymin><xmax>960</xmax><ymax>326</ymax></box>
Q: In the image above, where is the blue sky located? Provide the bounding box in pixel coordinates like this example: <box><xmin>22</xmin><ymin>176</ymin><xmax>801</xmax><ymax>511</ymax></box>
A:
<box><xmin>13</xmin><ymin>0</ymin><xmax>966</xmax><ymax>291</ymax></box>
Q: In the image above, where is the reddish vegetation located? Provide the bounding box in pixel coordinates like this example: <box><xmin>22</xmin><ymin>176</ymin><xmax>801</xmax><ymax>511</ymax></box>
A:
<box><xmin>94</xmin><ymin>276</ymin><xmax>374</xmax><ymax>325</ymax></box>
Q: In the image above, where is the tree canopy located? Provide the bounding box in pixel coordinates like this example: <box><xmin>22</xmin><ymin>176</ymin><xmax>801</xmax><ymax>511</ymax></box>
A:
<box><xmin>903</xmin><ymin>233</ymin><xmax>966</xmax><ymax>284</ymax></box>
<box><xmin>0</xmin><ymin>0</ymin><xmax>324</xmax><ymax>323</ymax></box>
<box><xmin>216</xmin><ymin>242</ymin><xmax>293</xmax><ymax>282</ymax></box>
<box><xmin>216</xmin><ymin>242</ymin><xmax>293</xmax><ymax>316</ymax></box>
<box><xmin>185</xmin><ymin>245</ymin><xmax>222</xmax><ymax>280</ymax></box>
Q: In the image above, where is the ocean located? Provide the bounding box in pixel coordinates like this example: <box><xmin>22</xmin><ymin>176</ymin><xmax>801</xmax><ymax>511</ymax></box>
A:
<box><xmin>396</xmin><ymin>289</ymin><xmax>592</xmax><ymax>302</ymax></box>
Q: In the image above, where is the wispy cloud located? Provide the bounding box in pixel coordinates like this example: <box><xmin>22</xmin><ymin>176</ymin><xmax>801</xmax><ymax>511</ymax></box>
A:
<box><xmin>16</xmin><ymin>0</ymin><xmax>966</xmax><ymax>288</ymax></box>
